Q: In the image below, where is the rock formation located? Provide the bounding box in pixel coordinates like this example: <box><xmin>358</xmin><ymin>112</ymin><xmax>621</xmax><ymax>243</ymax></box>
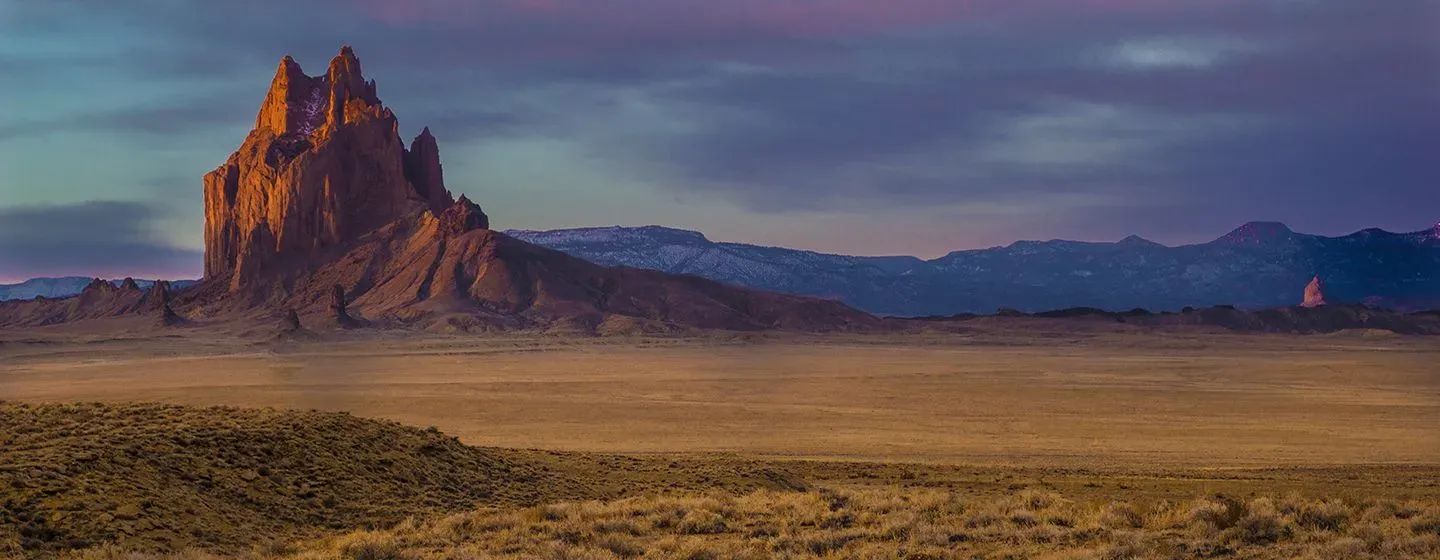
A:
<box><xmin>1302</xmin><ymin>276</ymin><xmax>1327</xmax><ymax>308</ymax></box>
<box><xmin>203</xmin><ymin>46</ymin><xmax>468</xmax><ymax>291</ymax></box>
<box><xmin>437</xmin><ymin>195</ymin><xmax>489</xmax><ymax>235</ymax></box>
<box><xmin>145</xmin><ymin>281</ymin><xmax>183</xmax><ymax>326</ymax></box>
<box><xmin>144</xmin><ymin>281</ymin><xmax>170</xmax><ymax>309</ymax></box>
<box><xmin>158</xmin><ymin>303</ymin><xmax>183</xmax><ymax>327</ymax></box>
<box><xmin>330</xmin><ymin>284</ymin><xmax>358</xmax><ymax>327</ymax></box>
<box><xmin>282</xmin><ymin>309</ymin><xmax>302</xmax><ymax>331</ymax></box>
<box><xmin>403</xmin><ymin>127</ymin><xmax>456</xmax><ymax>213</ymax></box>
<box><xmin>0</xmin><ymin>46</ymin><xmax>879</xmax><ymax>334</ymax></box>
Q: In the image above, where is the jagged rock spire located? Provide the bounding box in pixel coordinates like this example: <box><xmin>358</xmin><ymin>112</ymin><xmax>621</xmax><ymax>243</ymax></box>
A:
<box><xmin>204</xmin><ymin>46</ymin><xmax>467</xmax><ymax>290</ymax></box>
<box><xmin>403</xmin><ymin>126</ymin><xmax>455</xmax><ymax>212</ymax></box>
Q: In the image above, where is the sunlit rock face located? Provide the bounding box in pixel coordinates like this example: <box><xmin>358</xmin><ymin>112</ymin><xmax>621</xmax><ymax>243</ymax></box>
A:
<box><xmin>1302</xmin><ymin>276</ymin><xmax>1327</xmax><ymax>308</ymax></box>
<box><xmin>203</xmin><ymin>46</ymin><xmax>461</xmax><ymax>290</ymax></box>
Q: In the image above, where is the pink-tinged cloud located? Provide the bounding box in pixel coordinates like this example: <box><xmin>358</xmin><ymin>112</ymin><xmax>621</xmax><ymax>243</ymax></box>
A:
<box><xmin>358</xmin><ymin>0</ymin><xmax>1230</xmax><ymax>37</ymax></box>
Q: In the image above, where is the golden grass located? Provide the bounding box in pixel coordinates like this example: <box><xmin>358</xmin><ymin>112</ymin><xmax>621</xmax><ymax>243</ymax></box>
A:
<box><xmin>5</xmin><ymin>331</ymin><xmax>1440</xmax><ymax>558</ymax></box>
<box><xmin>0</xmin><ymin>402</ymin><xmax>804</xmax><ymax>557</ymax></box>
<box><xmin>56</xmin><ymin>488</ymin><xmax>1440</xmax><ymax>560</ymax></box>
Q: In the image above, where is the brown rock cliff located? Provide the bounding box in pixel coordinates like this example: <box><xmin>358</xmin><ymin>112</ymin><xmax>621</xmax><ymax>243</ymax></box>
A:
<box><xmin>203</xmin><ymin>46</ymin><xmax>469</xmax><ymax>291</ymax></box>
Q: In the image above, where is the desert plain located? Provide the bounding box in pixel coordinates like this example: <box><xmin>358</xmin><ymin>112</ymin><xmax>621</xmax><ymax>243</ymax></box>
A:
<box><xmin>3</xmin><ymin>321</ymin><xmax>1440</xmax><ymax>559</ymax></box>
<box><xmin>4</xmin><ymin>321</ymin><xmax>1438</xmax><ymax>467</ymax></box>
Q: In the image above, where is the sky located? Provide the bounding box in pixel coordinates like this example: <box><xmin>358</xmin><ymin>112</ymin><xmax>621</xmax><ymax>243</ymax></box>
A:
<box><xmin>0</xmin><ymin>0</ymin><xmax>1437</xmax><ymax>282</ymax></box>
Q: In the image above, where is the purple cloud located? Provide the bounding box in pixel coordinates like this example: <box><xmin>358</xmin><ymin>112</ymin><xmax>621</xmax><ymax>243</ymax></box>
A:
<box><xmin>0</xmin><ymin>0</ymin><xmax>1435</xmax><ymax>273</ymax></box>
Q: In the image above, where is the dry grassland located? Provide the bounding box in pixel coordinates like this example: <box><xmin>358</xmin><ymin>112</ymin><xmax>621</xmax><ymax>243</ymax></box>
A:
<box><xmin>3</xmin><ymin>326</ymin><xmax>1438</xmax><ymax>559</ymax></box>
<box><xmin>58</xmin><ymin>489</ymin><xmax>1440</xmax><ymax>559</ymax></box>
<box><xmin>3</xmin><ymin>329</ymin><xmax>1438</xmax><ymax>468</ymax></box>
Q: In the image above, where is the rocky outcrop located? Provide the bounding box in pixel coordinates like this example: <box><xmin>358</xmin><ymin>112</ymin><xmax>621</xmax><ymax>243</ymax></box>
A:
<box><xmin>283</xmin><ymin>308</ymin><xmax>303</xmax><ymax>329</ymax></box>
<box><xmin>0</xmin><ymin>278</ymin><xmax>159</xmax><ymax>326</ymax></box>
<box><xmin>330</xmin><ymin>284</ymin><xmax>359</xmax><ymax>327</ymax></box>
<box><xmin>143</xmin><ymin>281</ymin><xmax>169</xmax><ymax>309</ymax></box>
<box><xmin>145</xmin><ymin>281</ymin><xmax>183</xmax><ymax>326</ymax></box>
<box><xmin>437</xmin><ymin>195</ymin><xmax>489</xmax><ymax>236</ymax></box>
<box><xmin>158</xmin><ymin>303</ymin><xmax>183</xmax><ymax>327</ymax></box>
<box><xmin>282</xmin><ymin>309</ymin><xmax>302</xmax><ymax>332</ymax></box>
<box><xmin>1302</xmin><ymin>276</ymin><xmax>1327</xmax><ymax>308</ymax></box>
<box><xmin>203</xmin><ymin>46</ymin><xmax>456</xmax><ymax>291</ymax></box>
<box><xmin>403</xmin><ymin>127</ymin><xmax>455</xmax><ymax>213</ymax></box>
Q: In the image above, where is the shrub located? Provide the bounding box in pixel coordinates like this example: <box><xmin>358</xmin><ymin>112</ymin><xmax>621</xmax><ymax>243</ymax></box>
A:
<box><xmin>592</xmin><ymin>518</ymin><xmax>644</xmax><ymax>536</ymax></box>
<box><xmin>964</xmin><ymin>510</ymin><xmax>1003</xmax><ymax>529</ymax></box>
<box><xmin>1017</xmin><ymin>490</ymin><xmax>1059</xmax><ymax>510</ymax></box>
<box><xmin>1348</xmin><ymin>522</ymin><xmax>1385</xmax><ymax>550</ymax></box>
<box><xmin>1317</xmin><ymin>537</ymin><xmax>1368</xmax><ymax>559</ymax></box>
<box><xmin>592</xmin><ymin>534</ymin><xmax>644</xmax><ymax>558</ymax></box>
<box><xmin>677</xmin><ymin>509</ymin><xmax>727</xmax><ymax>535</ymax></box>
<box><xmin>338</xmin><ymin>532</ymin><xmax>406</xmax><ymax>560</ymax></box>
<box><xmin>1008</xmin><ymin>509</ymin><xmax>1039</xmax><ymax>527</ymax></box>
<box><xmin>1231</xmin><ymin>497</ymin><xmax>1285</xmax><ymax>545</ymax></box>
<box><xmin>1413</xmin><ymin>515</ymin><xmax>1440</xmax><ymax>536</ymax></box>
<box><xmin>1298</xmin><ymin>500</ymin><xmax>1350</xmax><ymax>532</ymax></box>
<box><xmin>1190</xmin><ymin>497</ymin><xmax>1243</xmax><ymax>531</ymax></box>
<box><xmin>1234</xmin><ymin>511</ymin><xmax>1284</xmax><ymax>544</ymax></box>
<box><xmin>1097</xmin><ymin>503</ymin><xmax>1145</xmax><ymax>530</ymax></box>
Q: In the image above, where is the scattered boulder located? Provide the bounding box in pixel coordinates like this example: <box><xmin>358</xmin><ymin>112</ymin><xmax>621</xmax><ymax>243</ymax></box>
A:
<box><xmin>1302</xmin><ymin>276</ymin><xmax>1327</xmax><ymax>308</ymax></box>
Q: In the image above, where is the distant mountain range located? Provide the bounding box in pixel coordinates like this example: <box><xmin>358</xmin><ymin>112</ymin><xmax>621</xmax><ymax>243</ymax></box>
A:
<box><xmin>506</xmin><ymin>222</ymin><xmax>1440</xmax><ymax>316</ymax></box>
<box><xmin>9</xmin><ymin>222</ymin><xmax>1438</xmax><ymax>317</ymax></box>
<box><xmin>0</xmin><ymin>277</ymin><xmax>197</xmax><ymax>302</ymax></box>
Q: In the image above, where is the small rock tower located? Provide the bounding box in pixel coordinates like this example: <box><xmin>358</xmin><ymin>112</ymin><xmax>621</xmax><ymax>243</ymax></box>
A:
<box><xmin>1301</xmin><ymin>276</ymin><xmax>1327</xmax><ymax>308</ymax></box>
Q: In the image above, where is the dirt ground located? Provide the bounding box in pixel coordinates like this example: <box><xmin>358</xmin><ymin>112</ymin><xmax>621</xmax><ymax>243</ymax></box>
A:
<box><xmin>4</xmin><ymin>322</ymin><xmax>1437</xmax><ymax>469</ymax></box>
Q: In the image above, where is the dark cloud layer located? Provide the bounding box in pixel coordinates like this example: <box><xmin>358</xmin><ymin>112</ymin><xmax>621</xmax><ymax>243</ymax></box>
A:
<box><xmin>1</xmin><ymin>0</ymin><xmax>1436</xmax><ymax>277</ymax></box>
<box><xmin>0</xmin><ymin>202</ymin><xmax>202</xmax><ymax>280</ymax></box>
